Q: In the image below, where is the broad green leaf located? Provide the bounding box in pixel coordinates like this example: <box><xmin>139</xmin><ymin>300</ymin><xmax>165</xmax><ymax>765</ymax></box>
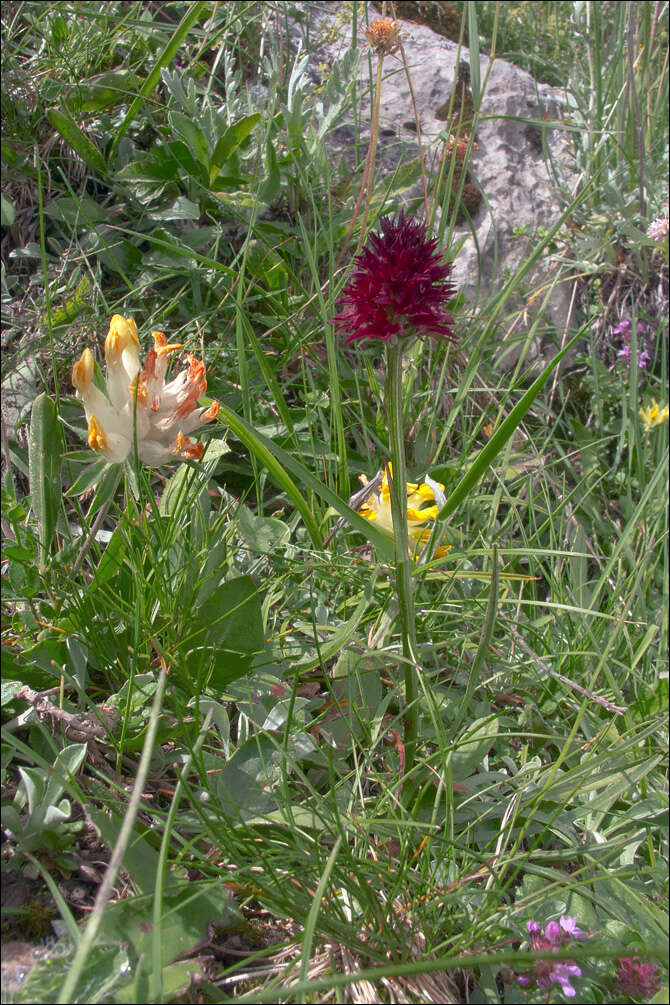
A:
<box><xmin>192</xmin><ymin>575</ymin><xmax>266</xmax><ymax>689</ymax></box>
<box><xmin>29</xmin><ymin>393</ymin><xmax>63</xmax><ymax>568</ymax></box>
<box><xmin>216</xmin><ymin>735</ymin><xmax>281</xmax><ymax>821</ymax></box>
<box><xmin>259</xmin><ymin>135</ymin><xmax>280</xmax><ymax>203</ymax></box>
<box><xmin>450</xmin><ymin>715</ymin><xmax>500</xmax><ymax>780</ymax></box>
<box><xmin>65</xmin><ymin>456</ymin><xmax>112</xmax><ymax>497</ymax></box>
<box><xmin>45</xmin><ymin>743</ymin><xmax>88</xmax><ymax>806</ymax></box>
<box><xmin>46</xmin><ymin>108</ymin><xmax>108</xmax><ymax>177</ymax></box>
<box><xmin>15</xmin><ymin>941</ymin><xmax>131</xmax><ymax>1005</ymax></box>
<box><xmin>125</xmin><ymin>227</ymin><xmax>235</xmax><ymax>277</ymax></box>
<box><xmin>116</xmin><ymin>960</ymin><xmax>206</xmax><ymax>1005</ymax></box>
<box><xmin>18</xmin><ymin>765</ymin><xmax>45</xmax><ymax>816</ymax></box>
<box><xmin>74</xmin><ymin>462</ymin><xmax>121</xmax><ymax>520</ymax></box>
<box><xmin>169</xmin><ymin>110</ymin><xmax>210</xmax><ymax>171</ymax></box>
<box><xmin>2</xmin><ymin>192</ymin><xmax>16</xmax><ymax>225</ymax></box>
<box><xmin>87</xmin><ymin>802</ymin><xmax>162</xmax><ymax>897</ymax></box>
<box><xmin>1</xmin><ymin>679</ymin><xmax>25</xmax><ymax>705</ymax></box>
<box><xmin>87</xmin><ymin>525</ymin><xmax>127</xmax><ymax>593</ymax></box>
<box><xmin>64</xmin><ymin>70</ymin><xmax>137</xmax><ymax>115</ymax></box>
<box><xmin>109</xmin><ymin>2</ymin><xmax>207</xmax><ymax>160</ymax></box>
<box><xmin>44</xmin><ymin>197</ymin><xmax>109</xmax><ymax>227</ymax></box>
<box><xmin>148</xmin><ymin>196</ymin><xmax>200</xmax><ymax>220</ymax></box>
<box><xmin>210</xmin><ymin>113</ymin><xmax>261</xmax><ymax>184</ymax></box>
<box><xmin>98</xmin><ymin>883</ymin><xmax>240</xmax><ymax>965</ymax></box>
<box><xmin>236</xmin><ymin>505</ymin><xmax>291</xmax><ymax>553</ymax></box>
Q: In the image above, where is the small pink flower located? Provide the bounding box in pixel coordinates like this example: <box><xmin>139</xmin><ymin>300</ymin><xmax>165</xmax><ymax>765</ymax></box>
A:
<box><xmin>332</xmin><ymin>212</ymin><xmax>456</xmax><ymax>345</ymax></box>
<box><xmin>647</xmin><ymin>216</ymin><xmax>669</xmax><ymax>242</ymax></box>
<box><xmin>559</xmin><ymin>916</ymin><xmax>586</xmax><ymax>940</ymax></box>
<box><xmin>615</xmin><ymin>957</ymin><xmax>662</xmax><ymax>1000</ymax></box>
<box><xmin>517</xmin><ymin>915</ymin><xmax>587</xmax><ymax>1000</ymax></box>
<box><xmin>613</xmin><ymin>319</ymin><xmax>632</xmax><ymax>339</ymax></box>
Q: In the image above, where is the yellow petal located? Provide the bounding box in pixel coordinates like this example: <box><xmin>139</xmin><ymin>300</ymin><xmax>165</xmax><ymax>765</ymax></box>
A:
<box><xmin>407</xmin><ymin>505</ymin><xmax>434</xmax><ymax>522</ymax></box>
<box><xmin>87</xmin><ymin>414</ymin><xmax>108</xmax><ymax>452</ymax></box>
<box><xmin>105</xmin><ymin>315</ymin><xmax>139</xmax><ymax>362</ymax></box>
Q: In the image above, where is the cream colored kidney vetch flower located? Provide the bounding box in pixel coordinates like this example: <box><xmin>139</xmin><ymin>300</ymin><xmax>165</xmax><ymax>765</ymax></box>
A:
<box><xmin>72</xmin><ymin>315</ymin><xmax>219</xmax><ymax>466</ymax></box>
<box><xmin>358</xmin><ymin>463</ymin><xmax>451</xmax><ymax>558</ymax></box>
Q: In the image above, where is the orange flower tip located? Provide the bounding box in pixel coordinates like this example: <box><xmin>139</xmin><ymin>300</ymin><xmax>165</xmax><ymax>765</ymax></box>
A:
<box><xmin>186</xmin><ymin>355</ymin><xmax>207</xmax><ymax>382</ymax></box>
<box><xmin>72</xmin><ymin>348</ymin><xmax>94</xmax><ymax>391</ymax></box>
<box><xmin>176</xmin><ymin>434</ymin><xmax>205</xmax><ymax>460</ymax></box>
<box><xmin>203</xmin><ymin>401</ymin><xmax>219</xmax><ymax>421</ymax></box>
<box><xmin>151</xmin><ymin>330</ymin><xmax>183</xmax><ymax>355</ymax></box>
<box><xmin>128</xmin><ymin>374</ymin><xmax>149</xmax><ymax>405</ymax></box>
<box><xmin>365</xmin><ymin>17</ymin><xmax>401</xmax><ymax>55</ymax></box>
<box><xmin>87</xmin><ymin>415</ymin><xmax>108</xmax><ymax>452</ymax></box>
<box><xmin>171</xmin><ymin>431</ymin><xmax>205</xmax><ymax>460</ymax></box>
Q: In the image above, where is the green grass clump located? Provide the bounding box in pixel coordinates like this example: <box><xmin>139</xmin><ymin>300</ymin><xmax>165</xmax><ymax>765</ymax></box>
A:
<box><xmin>1</xmin><ymin>2</ymin><xmax>667</xmax><ymax>1003</ymax></box>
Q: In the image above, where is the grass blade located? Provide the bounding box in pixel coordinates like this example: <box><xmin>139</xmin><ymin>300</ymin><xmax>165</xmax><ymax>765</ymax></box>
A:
<box><xmin>213</xmin><ymin>402</ymin><xmax>395</xmax><ymax>559</ymax></box>
<box><xmin>29</xmin><ymin>393</ymin><xmax>63</xmax><ymax>569</ymax></box>
<box><xmin>109</xmin><ymin>2</ymin><xmax>207</xmax><ymax>161</ymax></box>
<box><xmin>437</xmin><ymin>329</ymin><xmax>583</xmax><ymax>521</ymax></box>
<box><xmin>297</xmin><ymin>835</ymin><xmax>342</xmax><ymax>1003</ymax></box>
<box><xmin>453</xmin><ymin>544</ymin><xmax>498</xmax><ymax>731</ymax></box>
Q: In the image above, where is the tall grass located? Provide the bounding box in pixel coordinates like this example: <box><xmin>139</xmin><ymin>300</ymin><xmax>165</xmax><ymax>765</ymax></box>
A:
<box><xmin>1</xmin><ymin>2</ymin><xmax>667</xmax><ymax>1003</ymax></box>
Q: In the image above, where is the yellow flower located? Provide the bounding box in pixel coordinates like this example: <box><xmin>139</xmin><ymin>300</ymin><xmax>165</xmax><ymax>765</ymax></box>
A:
<box><xmin>639</xmin><ymin>398</ymin><xmax>669</xmax><ymax>432</ymax></box>
<box><xmin>358</xmin><ymin>464</ymin><xmax>451</xmax><ymax>558</ymax></box>
<box><xmin>72</xmin><ymin>315</ymin><xmax>219</xmax><ymax>465</ymax></box>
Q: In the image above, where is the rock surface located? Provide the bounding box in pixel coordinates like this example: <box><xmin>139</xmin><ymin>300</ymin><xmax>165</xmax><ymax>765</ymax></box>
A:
<box><xmin>294</xmin><ymin>2</ymin><xmax>577</xmax><ymax>370</ymax></box>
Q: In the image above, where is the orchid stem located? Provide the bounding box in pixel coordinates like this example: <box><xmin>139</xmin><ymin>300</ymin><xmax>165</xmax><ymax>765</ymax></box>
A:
<box><xmin>385</xmin><ymin>342</ymin><xmax>418</xmax><ymax>773</ymax></box>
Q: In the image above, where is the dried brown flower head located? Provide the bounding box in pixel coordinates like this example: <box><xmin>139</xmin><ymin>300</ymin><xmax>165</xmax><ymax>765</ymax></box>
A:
<box><xmin>365</xmin><ymin>17</ymin><xmax>401</xmax><ymax>56</ymax></box>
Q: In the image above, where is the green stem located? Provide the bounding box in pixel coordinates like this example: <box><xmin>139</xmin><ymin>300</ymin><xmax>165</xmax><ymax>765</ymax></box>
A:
<box><xmin>385</xmin><ymin>342</ymin><xmax>418</xmax><ymax>772</ymax></box>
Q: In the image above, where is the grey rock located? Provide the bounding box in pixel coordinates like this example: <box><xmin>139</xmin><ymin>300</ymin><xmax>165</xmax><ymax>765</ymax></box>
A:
<box><xmin>295</xmin><ymin>3</ymin><xmax>577</xmax><ymax>370</ymax></box>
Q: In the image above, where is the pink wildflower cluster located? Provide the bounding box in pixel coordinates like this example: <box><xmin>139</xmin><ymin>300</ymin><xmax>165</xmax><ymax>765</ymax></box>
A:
<box><xmin>615</xmin><ymin>956</ymin><xmax>663</xmax><ymax>1001</ymax></box>
<box><xmin>613</xmin><ymin>319</ymin><xmax>651</xmax><ymax>369</ymax></box>
<box><xmin>647</xmin><ymin>215</ymin><xmax>669</xmax><ymax>242</ymax></box>
<box><xmin>517</xmin><ymin>915</ymin><xmax>587</xmax><ymax>999</ymax></box>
